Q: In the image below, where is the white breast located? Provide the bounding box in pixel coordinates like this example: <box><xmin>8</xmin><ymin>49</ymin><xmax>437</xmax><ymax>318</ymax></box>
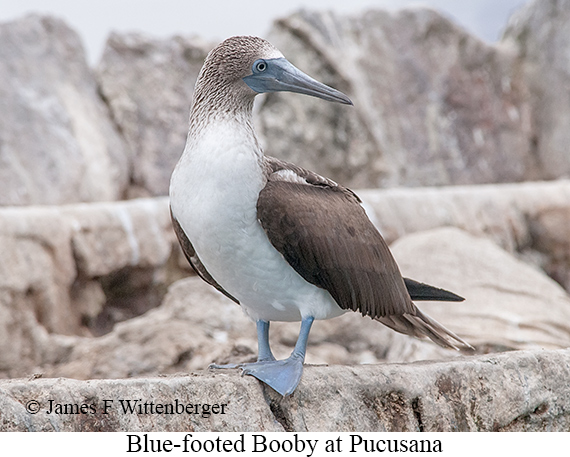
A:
<box><xmin>170</xmin><ymin>119</ymin><xmax>344</xmax><ymax>322</ymax></box>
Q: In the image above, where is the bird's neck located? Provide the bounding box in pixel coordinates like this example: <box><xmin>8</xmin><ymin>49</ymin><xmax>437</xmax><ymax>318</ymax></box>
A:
<box><xmin>181</xmin><ymin>83</ymin><xmax>263</xmax><ymax>170</ymax></box>
<box><xmin>188</xmin><ymin>78</ymin><xmax>256</xmax><ymax>142</ymax></box>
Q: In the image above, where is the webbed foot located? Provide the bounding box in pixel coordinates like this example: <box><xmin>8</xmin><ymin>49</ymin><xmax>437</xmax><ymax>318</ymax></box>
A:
<box><xmin>240</xmin><ymin>354</ymin><xmax>304</xmax><ymax>397</ymax></box>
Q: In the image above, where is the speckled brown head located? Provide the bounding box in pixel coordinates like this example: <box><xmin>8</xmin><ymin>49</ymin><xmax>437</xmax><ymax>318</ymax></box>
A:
<box><xmin>190</xmin><ymin>35</ymin><xmax>352</xmax><ymax>126</ymax></box>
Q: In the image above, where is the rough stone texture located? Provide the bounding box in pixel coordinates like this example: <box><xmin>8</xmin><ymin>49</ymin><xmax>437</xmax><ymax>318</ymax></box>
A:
<box><xmin>0</xmin><ymin>197</ymin><xmax>184</xmax><ymax>378</ymax></box>
<box><xmin>91</xmin><ymin>1</ymin><xmax>570</xmax><ymax>195</ymax></box>
<box><xmin>4</xmin><ymin>4</ymin><xmax>570</xmax><ymax>202</ymax></box>
<box><xmin>39</xmin><ymin>224</ymin><xmax>570</xmax><ymax>382</ymax></box>
<box><xmin>392</xmin><ymin>227</ymin><xmax>570</xmax><ymax>352</ymax></box>
<box><xmin>96</xmin><ymin>33</ymin><xmax>212</xmax><ymax>197</ymax></box>
<box><xmin>1</xmin><ymin>349</ymin><xmax>569</xmax><ymax>431</ymax></box>
<box><xmin>503</xmin><ymin>0</ymin><xmax>570</xmax><ymax>181</ymax></box>
<box><xmin>359</xmin><ymin>179</ymin><xmax>570</xmax><ymax>293</ymax></box>
<box><xmin>1</xmin><ymin>180</ymin><xmax>570</xmax><ymax>380</ymax></box>
<box><xmin>0</xmin><ymin>15</ymin><xmax>130</xmax><ymax>206</ymax></box>
<box><xmin>259</xmin><ymin>8</ymin><xmax>536</xmax><ymax>188</ymax></box>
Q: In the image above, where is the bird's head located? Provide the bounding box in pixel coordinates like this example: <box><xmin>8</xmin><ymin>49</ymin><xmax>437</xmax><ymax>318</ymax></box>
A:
<box><xmin>195</xmin><ymin>36</ymin><xmax>352</xmax><ymax>108</ymax></box>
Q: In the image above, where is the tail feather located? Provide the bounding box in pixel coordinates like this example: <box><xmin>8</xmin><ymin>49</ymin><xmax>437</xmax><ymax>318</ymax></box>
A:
<box><xmin>404</xmin><ymin>278</ymin><xmax>464</xmax><ymax>302</ymax></box>
<box><xmin>376</xmin><ymin>307</ymin><xmax>473</xmax><ymax>351</ymax></box>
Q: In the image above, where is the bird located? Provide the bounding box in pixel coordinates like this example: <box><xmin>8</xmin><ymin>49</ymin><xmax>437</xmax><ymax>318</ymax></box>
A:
<box><xmin>169</xmin><ymin>36</ymin><xmax>472</xmax><ymax>397</ymax></box>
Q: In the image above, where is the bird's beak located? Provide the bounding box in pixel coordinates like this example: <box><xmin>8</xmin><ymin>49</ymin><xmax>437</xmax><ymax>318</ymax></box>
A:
<box><xmin>243</xmin><ymin>57</ymin><xmax>353</xmax><ymax>105</ymax></box>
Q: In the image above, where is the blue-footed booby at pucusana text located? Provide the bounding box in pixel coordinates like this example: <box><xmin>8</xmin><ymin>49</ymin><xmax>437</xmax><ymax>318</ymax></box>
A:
<box><xmin>169</xmin><ymin>36</ymin><xmax>472</xmax><ymax>396</ymax></box>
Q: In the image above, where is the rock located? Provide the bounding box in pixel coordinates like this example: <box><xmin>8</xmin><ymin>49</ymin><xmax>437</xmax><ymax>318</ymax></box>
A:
<box><xmin>359</xmin><ymin>179</ymin><xmax>570</xmax><ymax>294</ymax></box>
<box><xmin>1</xmin><ymin>348</ymin><xmax>569</xmax><ymax>431</ymax></box>
<box><xmin>90</xmin><ymin>5</ymin><xmax>570</xmax><ymax>192</ymax></box>
<box><xmin>529</xmin><ymin>205</ymin><xmax>570</xmax><ymax>292</ymax></box>
<box><xmin>391</xmin><ymin>227</ymin><xmax>570</xmax><ymax>352</ymax></box>
<box><xmin>0</xmin><ymin>15</ymin><xmax>130</xmax><ymax>206</ymax></box>
<box><xmin>503</xmin><ymin>0</ymin><xmax>570</xmax><ymax>181</ymax></box>
<box><xmin>43</xmin><ymin>224</ymin><xmax>570</xmax><ymax>381</ymax></box>
<box><xmin>0</xmin><ymin>197</ymin><xmax>183</xmax><ymax>378</ymax></box>
<box><xmin>96</xmin><ymin>33</ymin><xmax>212</xmax><ymax>197</ymax></box>
<box><xmin>259</xmin><ymin>8</ymin><xmax>536</xmax><ymax>188</ymax></box>
<box><xmin>2</xmin><ymin>180</ymin><xmax>570</xmax><ymax>379</ymax></box>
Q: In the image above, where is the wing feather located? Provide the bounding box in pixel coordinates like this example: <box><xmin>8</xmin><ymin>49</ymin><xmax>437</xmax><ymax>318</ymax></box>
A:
<box><xmin>258</xmin><ymin>158</ymin><xmax>472</xmax><ymax>350</ymax></box>
<box><xmin>257</xmin><ymin>177</ymin><xmax>415</xmax><ymax>318</ymax></box>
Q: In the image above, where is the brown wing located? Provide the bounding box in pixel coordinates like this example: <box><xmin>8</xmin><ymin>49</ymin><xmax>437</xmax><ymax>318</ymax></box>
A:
<box><xmin>259</xmin><ymin>159</ymin><xmax>472</xmax><ymax>350</ymax></box>
<box><xmin>257</xmin><ymin>178</ymin><xmax>415</xmax><ymax>318</ymax></box>
<box><xmin>170</xmin><ymin>208</ymin><xmax>240</xmax><ymax>304</ymax></box>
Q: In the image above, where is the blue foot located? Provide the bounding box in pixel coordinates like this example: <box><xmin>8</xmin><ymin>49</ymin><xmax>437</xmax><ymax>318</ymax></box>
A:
<box><xmin>209</xmin><ymin>317</ymin><xmax>314</xmax><ymax>397</ymax></box>
<box><xmin>241</xmin><ymin>355</ymin><xmax>304</xmax><ymax>397</ymax></box>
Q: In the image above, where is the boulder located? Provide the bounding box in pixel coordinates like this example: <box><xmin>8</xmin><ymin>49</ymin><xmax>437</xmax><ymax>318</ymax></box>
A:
<box><xmin>91</xmin><ymin>4</ymin><xmax>570</xmax><ymax>193</ymax></box>
<box><xmin>391</xmin><ymin>227</ymin><xmax>570</xmax><ymax>352</ymax></box>
<box><xmin>2</xmin><ymin>180</ymin><xmax>570</xmax><ymax>379</ymax></box>
<box><xmin>503</xmin><ymin>0</ymin><xmax>570</xmax><ymax>181</ymax></box>
<box><xmin>0</xmin><ymin>15</ymin><xmax>130</xmax><ymax>206</ymax></box>
<box><xmin>96</xmin><ymin>33</ymin><xmax>212</xmax><ymax>197</ymax></box>
<box><xmin>259</xmin><ymin>8</ymin><xmax>535</xmax><ymax>188</ymax></box>
<box><xmin>359</xmin><ymin>179</ymin><xmax>570</xmax><ymax>293</ymax></box>
<box><xmin>1</xmin><ymin>348</ymin><xmax>569</xmax><ymax>431</ymax></box>
<box><xmin>42</xmin><ymin>226</ymin><xmax>570</xmax><ymax>381</ymax></box>
<box><xmin>0</xmin><ymin>197</ymin><xmax>182</xmax><ymax>378</ymax></box>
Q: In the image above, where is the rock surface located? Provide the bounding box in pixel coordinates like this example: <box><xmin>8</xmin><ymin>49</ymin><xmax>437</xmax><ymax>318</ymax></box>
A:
<box><xmin>3</xmin><ymin>3</ymin><xmax>570</xmax><ymax>200</ymax></box>
<box><xmin>359</xmin><ymin>179</ymin><xmax>570</xmax><ymax>293</ymax></box>
<box><xmin>1</xmin><ymin>180</ymin><xmax>569</xmax><ymax>380</ymax></box>
<box><xmin>503</xmin><ymin>0</ymin><xmax>570</xmax><ymax>181</ymax></box>
<box><xmin>0</xmin><ymin>15</ymin><xmax>130</xmax><ymax>206</ymax></box>
<box><xmin>86</xmin><ymin>0</ymin><xmax>570</xmax><ymax>196</ymax></box>
<box><xmin>96</xmin><ymin>33</ymin><xmax>211</xmax><ymax>197</ymax></box>
<box><xmin>0</xmin><ymin>197</ymin><xmax>183</xmax><ymax>378</ymax></box>
<box><xmin>261</xmin><ymin>8</ymin><xmax>535</xmax><ymax>188</ymax></box>
<box><xmin>392</xmin><ymin>227</ymin><xmax>570</xmax><ymax>352</ymax></box>
<box><xmin>1</xmin><ymin>348</ymin><xmax>569</xmax><ymax>431</ymax></box>
<box><xmin>39</xmin><ymin>225</ymin><xmax>570</xmax><ymax>382</ymax></box>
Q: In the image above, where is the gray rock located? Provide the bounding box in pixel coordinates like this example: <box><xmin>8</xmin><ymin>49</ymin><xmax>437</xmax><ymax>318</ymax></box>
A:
<box><xmin>259</xmin><ymin>8</ymin><xmax>536</xmax><ymax>188</ymax></box>
<box><xmin>96</xmin><ymin>33</ymin><xmax>212</xmax><ymax>197</ymax></box>
<box><xmin>1</xmin><ymin>348</ymin><xmax>569</xmax><ymax>431</ymax></box>
<box><xmin>2</xmin><ymin>180</ymin><xmax>570</xmax><ymax>379</ymax></box>
<box><xmin>359</xmin><ymin>179</ymin><xmax>570</xmax><ymax>294</ymax></box>
<box><xmin>503</xmin><ymin>0</ymin><xmax>570</xmax><ymax>181</ymax></box>
<box><xmin>91</xmin><ymin>4</ymin><xmax>570</xmax><ymax>192</ymax></box>
<box><xmin>0</xmin><ymin>197</ymin><xmax>183</xmax><ymax>377</ymax></box>
<box><xmin>42</xmin><ymin>227</ymin><xmax>570</xmax><ymax>381</ymax></box>
<box><xmin>391</xmin><ymin>227</ymin><xmax>570</xmax><ymax>352</ymax></box>
<box><xmin>0</xmin><ymin>15</ymin><xmax>130</xmax><ymax>205</ymax></box>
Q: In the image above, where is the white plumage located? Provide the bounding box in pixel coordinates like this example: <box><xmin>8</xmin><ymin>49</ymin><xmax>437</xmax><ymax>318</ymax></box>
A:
<box><xmin>170</xmin><ymin>118</ymin><xmax>344</xmax><ymax>322</ymax></box>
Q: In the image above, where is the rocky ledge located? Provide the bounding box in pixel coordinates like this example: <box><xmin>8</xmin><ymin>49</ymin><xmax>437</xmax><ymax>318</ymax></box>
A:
<box><xmin>1</xmin><ymin>348</ymin><xmax>568</xmax><ymax>432</ymax></box>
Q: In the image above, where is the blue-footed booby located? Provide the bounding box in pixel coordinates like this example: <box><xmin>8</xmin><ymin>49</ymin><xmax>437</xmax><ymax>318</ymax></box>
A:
<box><xmin>170</xmin><ymin>36</ymin><xmax>472</xmax><ymax>397</ymax></box>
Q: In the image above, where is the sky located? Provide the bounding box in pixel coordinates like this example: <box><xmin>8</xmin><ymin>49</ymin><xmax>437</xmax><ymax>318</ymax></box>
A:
<box><xmin>0</xmin><ymin>0</ymin><xmax>528</xmax><ymax>64</ymax></box>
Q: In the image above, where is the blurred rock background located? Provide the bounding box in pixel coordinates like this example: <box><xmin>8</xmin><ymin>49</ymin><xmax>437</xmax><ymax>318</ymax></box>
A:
<box><xmin>1</xmin><ymin>0</ymin><xmax>570</xmax><ymax>382</ymax></box>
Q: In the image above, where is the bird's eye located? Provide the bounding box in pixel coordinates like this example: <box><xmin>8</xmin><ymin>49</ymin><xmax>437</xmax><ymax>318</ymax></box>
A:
<box><xmin>253</xmin><ymin>60</ymin><xmax>267</xmax><ymax>73</ymax></box>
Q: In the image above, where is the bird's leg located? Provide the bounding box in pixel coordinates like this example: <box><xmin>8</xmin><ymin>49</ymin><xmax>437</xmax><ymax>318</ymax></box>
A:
<box><xmin>209</xmin><ymin>320</ymin><xmax>274</xmax><ymax>369</ymax></box>
<box><xmin>241</xmin><ymin>316</ymin><xmax>314</xmax><ymax>396</ymax></box>
<box><xmin>209</xmin><ymin>317</ymin><xmax>314</xmax><ymax>396</ymax></box>
<box><xmin>256</xmin><ymin>320</ymin><xmax>276</xmax><ymax>362</ymax></box>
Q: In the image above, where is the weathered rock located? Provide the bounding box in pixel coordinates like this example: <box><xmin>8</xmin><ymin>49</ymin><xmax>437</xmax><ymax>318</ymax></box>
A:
<box><xmin>0</xmin><ymin>197</ymin><xmax>183</xmax><ymax>378</ymax></box>
<box><xmin>503</xmin><ymin>0</ymin><xmax>570</xmax><ymax>181</ymax></box>
<box><xmin>359</xmin><ymin>179</ymin><xmax>570</xmax><ymax>293</ymax></box>
<box><xmin>43</xmin><ymin>225</ymin><xmax>570</xmax><ymax>381</ymax></box>
<box><xmin>392</xmin><ymin>227</ymin><xmax>570</xmax><ymax>352</ymax></box>
<box><xmin>259</xmin><ymin>8</ymin><xmax>536</xmax><ymax>188</ymax></box>
<box><xmin>96</xmin><ymin>33</ymin><xmax>212</xmax><ymax>197</ymax></box>
<box><xmin>2</xmin><ymin>180</ymin><xmax>570</xmax><ymax>379</ymax></box>
<box><xmin>1</xmin><ymin>348</ymin><xmax>569</xmax><ymax>431</ymax></box>
<box><xmin>0</xmin><ymin>15</ymin><xmax>130</xmax><ymax>206</ymax></box>
<box><xmin>90</xmin><ymin>4</ymin><xmax>570</xmax><ymax>193</ymax></box>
